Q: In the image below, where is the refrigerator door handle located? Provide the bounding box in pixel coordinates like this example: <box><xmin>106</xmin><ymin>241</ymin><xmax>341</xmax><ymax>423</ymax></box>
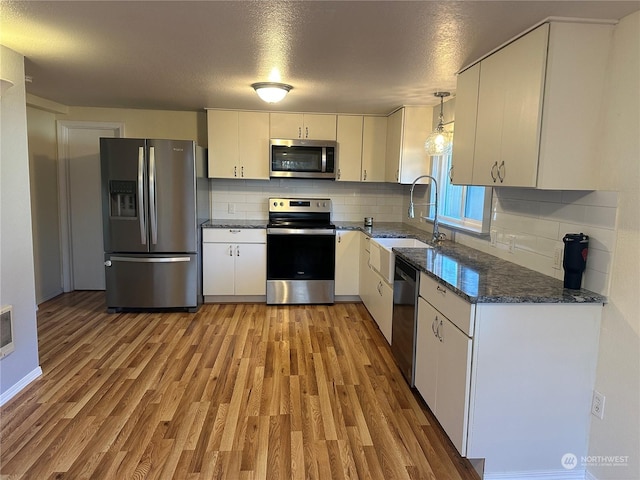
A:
<box><xmin>137</xmin><ymin>147</ymin><xmax>147</xmax><ymax>245</ymax></box>
<box><xmin>109</xmin><ymin>256</ymin><xmax>192</xmax><ymax>263</ymax></box>
<box><xmin>149</xmin><ymin>146</ymin><xmax>158</xmax><ymax>245</ymax></box>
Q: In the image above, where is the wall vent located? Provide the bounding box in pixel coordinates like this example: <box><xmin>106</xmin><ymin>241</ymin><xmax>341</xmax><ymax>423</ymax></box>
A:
<box><xmin>0</xmin><ymin>305</ymin><xmax>15</xmax><ymax>358</ymax></box>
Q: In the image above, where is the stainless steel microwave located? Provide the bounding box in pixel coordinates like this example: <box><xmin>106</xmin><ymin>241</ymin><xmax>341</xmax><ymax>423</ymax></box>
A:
<box><xmin>270</xmin><ymin>139</ymin><xmax>337</xmax><ymax>179</ymax></box>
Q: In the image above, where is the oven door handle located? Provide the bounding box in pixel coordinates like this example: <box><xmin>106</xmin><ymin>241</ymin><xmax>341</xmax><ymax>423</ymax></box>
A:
<box><xmin>267</xmin><ymin>228</ymin><xmax>336</xmax><ymax>235</ymax></box>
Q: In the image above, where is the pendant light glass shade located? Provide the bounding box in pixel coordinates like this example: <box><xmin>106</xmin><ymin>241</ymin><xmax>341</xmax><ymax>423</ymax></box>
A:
<box><xmin>425</xmin><ymin>92</ymin><xmax>453</xmax><ymax>156</ymax></box>
<box><xmin>251</xmin><ymin>82</ymin><xmax>292</xmax><ymax>103</ymax></box>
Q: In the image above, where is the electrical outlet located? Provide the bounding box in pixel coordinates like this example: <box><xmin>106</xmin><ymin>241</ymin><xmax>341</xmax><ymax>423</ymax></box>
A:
<box><xmin>508</xmin><ymin>235</ymin><xmax>516</xmax><ymax>254</ymax></box>
<box><xmin>490</xmin><ymin>229</ymin><xmax>498</xmax><ymax>247</ymax></box>
<box><xmin>553</xmin><ymin>246</ymin><xmax>563</xmax><ymax>270</ymax></box>
<box><xmin>591</xmin><ymin>390</ymin><xmax>605</xmax><ymax>419</ymax></box>
<box><xmin>228</xmin><ymin>203</ymin><xmax>236</xmax><ymax>214</ymax></box>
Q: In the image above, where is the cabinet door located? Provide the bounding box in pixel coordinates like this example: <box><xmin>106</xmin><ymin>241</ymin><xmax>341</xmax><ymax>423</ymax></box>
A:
<box><xmin>361</xmin><ymin>116</ymin><xmax>387</xmax><ymax>182</ymax></box>
<box><xmin>451</xmin><ymin>63</ymin><xmax>480</xmax><ymax>185</ymax></box>
<box><xmin>270</xmin><ymin>113</ymin><xmax>303</xmax><ymax>139</ymax></box>
<box><xmin>415</xmin><ymin>297</ymin><xmax>439</xmax><ymax>409</ymax></box>
<box><xmin>436</xmin><ymin>317</ymin><xmax>472</xmax><ymax>456</ymax></box>
<box><xmin>335</xmin><ymin>231</ymin><xmax>360</xmax><ymax>295</ymax></box>
<box><xmin>397</xmin><ymin>106</ymin><xmax>431</xmax><ymax>184</ymax></box>
<box><xmin>385</xmin><ymin>109</ymin><xmax>403</xmax><ymax>182</ymax></box>
<box><xmin>473</xmin><ymin>24</ymin><xmax>547</xmax><ymax>187</ymax></box>
<box><xmin>336</xmin><ymin>115</ymin><xmax>363</xmax><ymax>182</ymax></box>
<box><xmin>303</xmin><ymin>114</ymin><xmax>337</xmax><ymax>140</ymax></box>
<box><xmin>207</xmin><ymin>110</ymin><xmax>239</xmax><ymax>178</ymax></box>
<box><xmin>238</xmin><ymin>112</ymin><xmax>270</xmax><ymax>179</ymax></box>
<box><xmin>370</xmin><ymin>274</ymin><xmax>393</xmax><ymax>344</ymax></box>
<box><xmin>203</xmin><ymin>243</ymin><xmax>235</xmax><ymax>295</ymax></box>
<box><xmin>234</xmin><ymin>243</ymin><xmax>266</xmax><ymax>295</ymax></box>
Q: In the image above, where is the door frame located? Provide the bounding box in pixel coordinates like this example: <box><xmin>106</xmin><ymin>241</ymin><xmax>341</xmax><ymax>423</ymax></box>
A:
<box><xmin>56</xmin><ymin>121</ymin><xmax>125</xmax><ymax>292</ymax></box>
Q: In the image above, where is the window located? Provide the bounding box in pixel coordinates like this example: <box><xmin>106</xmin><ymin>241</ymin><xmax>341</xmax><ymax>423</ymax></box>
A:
<box><xmin>426</xmin><ymin>154</ymin><xmax>492</xmax><ymax>234</ymax></box>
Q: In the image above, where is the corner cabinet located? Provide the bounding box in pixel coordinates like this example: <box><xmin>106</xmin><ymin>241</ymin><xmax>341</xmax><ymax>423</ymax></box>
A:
<box><xmin>385</xmin><ymin>106</ymin><xmax>432</xmax><ymax>184</ymax></box>
<box><xmin>207</xmin><ymin>110</ymin><xmax>270</xmax><ymax>180</ymax></box>
<box><xmin>453</xmin><ymin>21</ymin><xmax>614</xmax><ymax>189</ymax></box>
<box><xmin>202</xmin><ymin>229</ymin><xmax>266</xmax><ymax>299</ymax></box>
<box><xmin>270</xmin><ymin>113</ymin><xmax>337</xmax><ymax>140</ymax></box>
<box><xmin>415</xmin><ymin>271</ymin><xmax>603</xmax><ymax>477</ymax></box>
<box><xmin>336</xmin><ymin>115</ymin><xmax>387</xmax><ymax>182</ymax></box>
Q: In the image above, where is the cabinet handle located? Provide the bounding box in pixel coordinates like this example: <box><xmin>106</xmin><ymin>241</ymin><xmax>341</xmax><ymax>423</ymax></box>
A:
<box><xmin>438</xmin><ymin>319</ymin><xmax>444</xmax><ymax>343</ymax></box>
<box><xmin>234</xmin><ymin>165</ymin><xmax>237</xmax><ymax>178</ymax></box>
<box><xmin>241</xmin><ymin>165</ymin><xmax>244</xmax><ymax>178</ymax></box>
<box><xmin>337</xmin><ymin>169</ymin><xmax>341</xmax><ymax>180</ymax></box>
<box><xmin>229</xmin><ymin>229</ymin><xmax>241</xmax><ymax>233</ymax></box>
<box><xmin>449</xmin><ymin>166</ymin><xmax>454</xmax><ymax>183</ymax></box>
<box><xmin>432</xmin><ymin>316</ymin><xmax>438</xmax><ymax>337</ymax></box>
<box><xmin>305</xmin><ymin>126</ymin><xmax>309</xmax><ymax>138</ymax></box>
<box><xmin>436</xmin><ymin>285</ymin><xmax>447</xmax><ymax>296</ymax></box>
<box><xmin>377</xmin><ymin>281</ymin><xmax>383</xmax><ymax>296</ymax></box>
<box><xmin>298</xmin><ymin>127</ymin><xmax>302</xmax><ymax>139</ymax></box>
<box><xmin>497</xmin><ymin>161</ymin><xmax>505</xmax><ymax>183</ymax></box>
<box><xmin>236</xmin><ymin>246</ymin><xmax>240</xmax><ymax>256</ymax></box>
<box><xmin>396</xmin><ymin>169</ymin><xmax>399</xmax><ymax>182</ymax></box>
<box><xmin>363</xmin><ymin>170</ymin><xmax>367</xmax><ymax>181</ymax></box>
<box><xmin>337</xmin><ymin>234</ymin><xmax>341</xmax><ymax>243</ymax></box>
<box><xmin>490</xmin><ymin>162</ymin><xmax>498</xmax><ymax>182</ymax></box>
<box><xmin>228</xmin><ymin>246</ymin><xmax>233</xmax><ymax>256</ymax></box>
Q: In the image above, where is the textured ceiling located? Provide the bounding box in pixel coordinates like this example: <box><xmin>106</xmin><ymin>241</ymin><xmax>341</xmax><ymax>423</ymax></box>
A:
<box><xmin>1</xmin><ymin>1</ymin><xmax>638</xmax><ymax>114</ymax></box>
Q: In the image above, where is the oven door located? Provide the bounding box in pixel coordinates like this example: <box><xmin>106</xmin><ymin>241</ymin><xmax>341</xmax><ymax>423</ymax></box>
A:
<box><xmin>266</xmin><ymin>228</ymin><xmax>336</xmax><ymax>304</ymax></box>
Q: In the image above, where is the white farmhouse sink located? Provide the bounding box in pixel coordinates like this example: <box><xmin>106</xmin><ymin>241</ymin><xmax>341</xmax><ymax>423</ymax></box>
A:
<box><xmin>369</xmin><ymin>238</ymin><xmax>431</xmax><ymax>284</ymax></box>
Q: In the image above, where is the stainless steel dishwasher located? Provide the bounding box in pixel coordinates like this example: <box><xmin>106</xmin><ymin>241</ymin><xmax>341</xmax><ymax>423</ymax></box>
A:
<box><xmin>391</xmin><ymin>255</ymin><xmax>420</xmax><ymax>386</ymax></box>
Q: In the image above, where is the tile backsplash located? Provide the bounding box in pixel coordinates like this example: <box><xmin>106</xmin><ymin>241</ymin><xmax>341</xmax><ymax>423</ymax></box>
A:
<box><xmin>453</xmin><ymin>188</ymin><xmax>618</xmax><ymax>296</ymax></box>
<box><xmin>209</xmin><ymin>179</ymin><xmax>617</xmax><ymax>297</ymax></box>
<box><xmin>209</xmin><ymin>179</ymin><xmax>405</xmax><ymax>223</ymax></box>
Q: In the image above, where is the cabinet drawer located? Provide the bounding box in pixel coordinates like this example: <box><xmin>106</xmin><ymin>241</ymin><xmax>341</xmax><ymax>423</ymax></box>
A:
<box><xmin>202</xmin><ymin>228</ymin><xmax>266</xmax><ymax>243</ymax></box>
<box><xmin>420</xmin><ymin>273</ymin><xmax>474</xmax><ymax>336</ymax></box>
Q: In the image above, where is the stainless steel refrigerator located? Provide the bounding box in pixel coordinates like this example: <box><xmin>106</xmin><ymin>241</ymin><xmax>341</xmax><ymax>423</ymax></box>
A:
<box><xmin>100</xmin><ymin>138</ymin><xmax>209</xmax><ymax>312</ymax></box>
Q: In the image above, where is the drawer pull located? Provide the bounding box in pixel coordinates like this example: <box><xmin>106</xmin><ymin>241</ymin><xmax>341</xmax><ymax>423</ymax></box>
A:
<box><xmin>436</xmin><ymin>285</ymin><xmax>447</xmax><ymax>296</ymax></box>
<box><xmin>229</xmin><ymin>229</ymin><xmax>241</xmax><ymax>233</ymax></box>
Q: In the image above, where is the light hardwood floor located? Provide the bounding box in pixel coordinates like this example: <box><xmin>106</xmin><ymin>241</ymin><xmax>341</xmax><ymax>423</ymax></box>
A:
<box><xmin>0</xmin><ymin>292</ymin><xmax>480</xmax><ymax>479</ymax></box>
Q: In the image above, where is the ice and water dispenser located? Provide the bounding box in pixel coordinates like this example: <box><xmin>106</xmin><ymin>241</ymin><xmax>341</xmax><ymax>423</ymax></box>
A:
<box><xmin>109</xmin><ymin>180</ymin><xmax>137</xmax><ymax>218</ymax></box>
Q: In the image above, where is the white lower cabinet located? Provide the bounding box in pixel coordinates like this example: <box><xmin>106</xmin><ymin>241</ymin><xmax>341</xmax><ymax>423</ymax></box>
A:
<box><xmin>202</xmin><ymin>229</ymin><xmax>266</xmax><ymax>297</ymax></box>
<box><xmin>335</xmin><ymin>231</ymin><xmax>360</xmax><ymax>296</ymax></box>
<box><xmin>416</xmin><ymin>296</ymin><xmax>472</xmax><ymax>456</ymax></box>
<box><xmin>414</xmin><ymin>271</ymin><xmax>602</xmax><ymax>476</ymax></box>
<box><xmin>359</xmin><ymin>233</ymin><xmax>393</xmax><ymax>343</ymax></box>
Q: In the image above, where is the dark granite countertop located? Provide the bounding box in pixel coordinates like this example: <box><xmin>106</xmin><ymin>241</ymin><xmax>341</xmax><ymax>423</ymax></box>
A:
<box><xmin>203</xmin><ymin>220</ymin><xmax>605</xmax><ymax>305</ymax></box>
<box><xmin>337</xmin><ymin>221</ymin><xmax>606</xmax><ymax>305</ymax></box>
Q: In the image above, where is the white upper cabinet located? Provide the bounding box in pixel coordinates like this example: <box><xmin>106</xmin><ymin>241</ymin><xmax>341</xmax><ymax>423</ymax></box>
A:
<box><xmin>385</xmin><ymin>106</ymin><xmax>432</xmax><ymax>184</ymax></box>
<box><xmin>207</xmin><ymin>110</ymin><xmax>270</xmax><ymax>179</ymax></box>
<box><xmin>270</xmin><ymin>113</ymin><xmax>337</xmax><ymax>140</ymax></box>
<box><xmin>336</xmin><ymin>115</ymin><xmax>363</xmax><ymax>182</ymax></box>
<box><xmin>361</xmin><ymin>116</ymin><xmax>387</xmax><ymax>182</ymax></box>
<box><xmin>454</xmin><ymin>21</ymin><xmax>614</xmax><ymax>189</ymax></box>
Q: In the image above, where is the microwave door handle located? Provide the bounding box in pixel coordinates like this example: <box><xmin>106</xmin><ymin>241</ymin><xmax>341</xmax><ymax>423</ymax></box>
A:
<box><xmin>137</xmin><ymin>147</ymin><xmax>147</xmax><ymax>245</ymax></box>
<box><xmin>321</xmin><ymin>147</ymin><xmax>327</xmax><ymax>173</ymax></box>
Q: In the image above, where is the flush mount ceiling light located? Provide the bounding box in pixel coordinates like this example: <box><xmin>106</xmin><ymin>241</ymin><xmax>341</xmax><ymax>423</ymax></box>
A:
<box><xmin>251</xmin><ymin>82</ymin><xmax>293</xmax><ymax>104</ymax></box>
<box><xmin>425</xmin><ymin>91</ymin><xmax>453</xmax><ymax>156</ymax></box>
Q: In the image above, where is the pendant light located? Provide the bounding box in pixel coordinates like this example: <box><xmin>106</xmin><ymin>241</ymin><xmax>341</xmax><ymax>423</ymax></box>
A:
<box><xmin>424</xmin><ymin>92</ymin><xmax>453</xmax><ymax>156</ymax></box>
<box><xmin>251</xmin><ymin>82</ymin><xmax>293</xmax><ymax>103</ymax></box>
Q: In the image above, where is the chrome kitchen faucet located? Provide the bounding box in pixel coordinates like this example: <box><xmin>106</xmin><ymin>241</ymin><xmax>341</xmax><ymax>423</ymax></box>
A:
<box><xmin>408</xmin><ymin>175</ymin><xmax>445</xmax><ymax>244</ymax></box>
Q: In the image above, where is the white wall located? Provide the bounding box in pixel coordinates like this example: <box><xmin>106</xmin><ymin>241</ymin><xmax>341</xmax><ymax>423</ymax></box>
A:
<box><xmin>0</xmin><ymin>45</ymin><xmax>41</xmax><ymax>403</ymax></box>
<box><xmin>587</xmin><ymin>11</ymin><xmax>639</xmax><ymax>480</ymax></box>
<box><xmin>27</xmin><ymin>106</ymin><xmax>63</xmax><ymax>303</ymax></box>
<box><xmin>210</xmin><ymin>178</ymin><xmax>405</xmax><ymax>222</ymax></box>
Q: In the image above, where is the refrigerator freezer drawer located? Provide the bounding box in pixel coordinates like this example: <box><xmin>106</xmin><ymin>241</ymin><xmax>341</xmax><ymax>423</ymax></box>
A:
<box><xmin>105</xmin><ymin>253</ymin><xmax>198</xmax><ymax>311</ymax></box>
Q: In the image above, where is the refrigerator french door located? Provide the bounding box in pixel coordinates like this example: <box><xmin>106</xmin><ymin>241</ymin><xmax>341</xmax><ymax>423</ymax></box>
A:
<box><xmin>100</xmin><ymin>138</ymin><xmax>206</xmax><ymax>312</ymax></box>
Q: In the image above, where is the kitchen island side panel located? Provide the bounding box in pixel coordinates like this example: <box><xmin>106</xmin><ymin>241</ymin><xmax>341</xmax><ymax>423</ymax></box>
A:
<box><xmin>466</xmin><ymin>303</ymin><xmax>601</xmax><ymax>476</ymax></box>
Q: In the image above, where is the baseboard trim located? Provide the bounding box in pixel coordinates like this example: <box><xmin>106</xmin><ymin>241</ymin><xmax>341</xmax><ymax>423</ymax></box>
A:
<box><xmin>484</xmin><ymin>469</ymin><xmax>586</xmax><ymax>480</ymax></box>
<box><xmin>0</xmin><ymin>366</ymin><xmax>43</xmax><ymax>407</ymax></box>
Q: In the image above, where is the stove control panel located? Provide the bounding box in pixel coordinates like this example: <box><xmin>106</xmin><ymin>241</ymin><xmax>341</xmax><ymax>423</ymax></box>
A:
<box><xmin>269</xmin><ymin>198</ymin><xmax>332</xmax><ymax>214</ymax></box>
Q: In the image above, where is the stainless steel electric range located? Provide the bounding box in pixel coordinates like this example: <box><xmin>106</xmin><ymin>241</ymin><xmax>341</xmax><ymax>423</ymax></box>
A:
<box><xmin>266</xmin><ymin>198</ymin><xmax>335</xmax><ymax>304</ymax></box>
